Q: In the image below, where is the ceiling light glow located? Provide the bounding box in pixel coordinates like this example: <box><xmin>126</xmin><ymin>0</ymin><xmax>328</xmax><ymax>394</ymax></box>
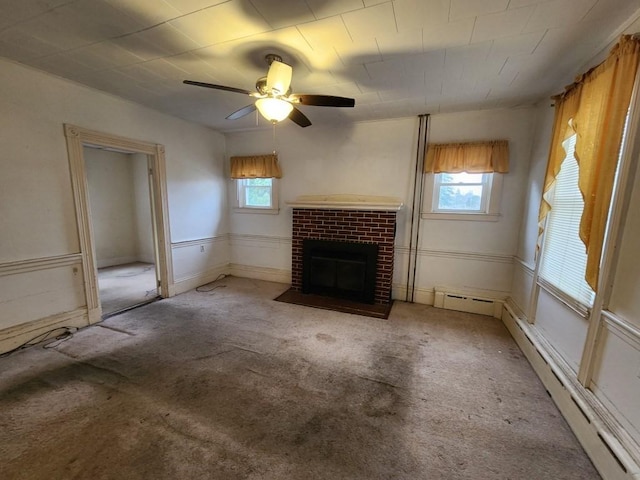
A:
<box><xmin>255</xmin><ymin>97</ymin><xmax>293</xmax><ymax>122</ymax></box>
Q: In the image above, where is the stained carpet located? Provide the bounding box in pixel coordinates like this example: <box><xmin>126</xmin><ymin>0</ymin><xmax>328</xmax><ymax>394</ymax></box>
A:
<box><xmin>0</xmin><ymin>276</ymin><xmax>600</xmax><ymax>479</ymax></box>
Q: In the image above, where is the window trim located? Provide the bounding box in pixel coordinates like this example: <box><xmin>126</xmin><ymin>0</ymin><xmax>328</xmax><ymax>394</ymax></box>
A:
<box><xmin>422</xmin><ymin>172</ymin><xmax>503</xmax><ymax>221</ymax></box>
<box><xmin>233</xmin><ymin>178</ymin><xmax>280</xmax><ymax>215</ymax></box>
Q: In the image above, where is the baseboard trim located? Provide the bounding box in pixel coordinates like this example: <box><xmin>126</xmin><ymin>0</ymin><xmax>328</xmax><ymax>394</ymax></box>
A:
<box><xmin>170</xmin><ymin>265</ymin><xmax>230</xmax><ymax>296</ymax></box>
<box><xmin>502</xmin><ymin>301</ymin><xmax>640</xmax><ymax>480</ymax></box>
<box><xmin>96</xmin><ymin>256</ymin><xmax>140</xmax><ymax>269</ymax></box>
<box><xmin>0</xmin><ymin>308</ymin><xmax>89</xmax><ymax>355</ymax></box>
<box><xmin>392</xmin><ymin>285</ymin><xmax>435</xmax><ymax>305</ymax></box>
<box><xmin>228</xmin><ymin>263</ymin><xmax>291</xmax><ymax>284</ymax></box>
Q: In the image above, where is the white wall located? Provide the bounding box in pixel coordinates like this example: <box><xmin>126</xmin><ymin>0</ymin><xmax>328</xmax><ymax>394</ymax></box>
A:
<box><xmin>85</xmin><ymin>148</ymin><xmax>138</xmax><ymax>268</ymax></box>
<box><xmin>132</xmin><ymin>153</ymin><xmax>155</xmax><ymax>265</ymax></box>
<box><xmin>0</xmin><ymin>58</ymin><xmax>229</xmax><ymax>347</ymax></box>
<box><xmin>84</xmin><ymin>149</ymin><xmax>156</xmax><ymax>268</ymax></box>
<box><xmin>225</xmin><ymin>107</ymin><xmax>535</xmax><ymax>301</ymax></box>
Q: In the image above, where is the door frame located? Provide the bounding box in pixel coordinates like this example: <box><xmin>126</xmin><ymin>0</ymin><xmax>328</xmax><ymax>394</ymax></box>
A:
<box><xmin>64</xmin><ymin>124</ymin><xmax>173</xmax><ymax>323</ymax></box>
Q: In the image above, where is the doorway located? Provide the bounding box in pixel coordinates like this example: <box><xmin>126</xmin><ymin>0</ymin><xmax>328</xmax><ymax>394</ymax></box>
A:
<box><xmin>84</xmin><ymin>147</ymin><xmax>159</xmax><ymax>316</ymax></box>
<box><xmin>65</xmin><ymin>125</ymin><xmax>173</xmax><ymax>324</ymax></box>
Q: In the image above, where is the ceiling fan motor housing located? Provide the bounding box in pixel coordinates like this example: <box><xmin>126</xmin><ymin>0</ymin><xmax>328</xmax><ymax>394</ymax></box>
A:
<box><xmin>265</xmin><ymin>53</ymin><xmax>283</xmax><ymax>65</ymax></box>
<box><xmin>256</xmin><ymin>77</ymin><xmax>291</xmax><ymax>96</ymax></box>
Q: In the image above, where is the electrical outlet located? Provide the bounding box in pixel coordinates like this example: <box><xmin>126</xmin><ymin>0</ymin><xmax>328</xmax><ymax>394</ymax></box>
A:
<box><xmin>200</xmin><ymin>245</ymin><xmax>205</xmax><ymax>253</ymax></box>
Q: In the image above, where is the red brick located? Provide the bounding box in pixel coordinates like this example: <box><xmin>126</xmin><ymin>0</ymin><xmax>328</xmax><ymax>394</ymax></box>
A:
<box><xmin>291</xmin><ymin>207</ymin><xmax>397</xmax><ymax>305</ymax></box>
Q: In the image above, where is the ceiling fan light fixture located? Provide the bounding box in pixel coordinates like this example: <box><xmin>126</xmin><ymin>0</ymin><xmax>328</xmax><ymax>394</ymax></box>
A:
<box><xmin>255</xmin><ymin>97</ymin><xmax>293</xmax><ymax>122</ymax></box>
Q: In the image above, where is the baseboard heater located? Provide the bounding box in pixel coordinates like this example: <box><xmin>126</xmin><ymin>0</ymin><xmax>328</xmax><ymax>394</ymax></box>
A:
<box><xmin>502</xmin><ymin>302</ymin><xmax>640</xmax><ymax>480</ymax></box>
<box><xmin>434</xmin><ymin>289</ymin><xmax>503</xmax><ymax>318</ymax></box>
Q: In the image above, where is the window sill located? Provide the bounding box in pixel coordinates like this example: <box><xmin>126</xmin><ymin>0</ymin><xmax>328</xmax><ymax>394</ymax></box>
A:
<box><xmin>233</xmin><ymin>207</ymin><xmax>280</xmax><ymax>215</ymax></box>
<box><xmin>537</xmin><ymin>278</ymin><xmax>591</xmax><ymax>319</ymax></box>
<box><xmin>421</xmin><ymin>212</ymin><xmax>500</xmax><ymax>222</ymax></box>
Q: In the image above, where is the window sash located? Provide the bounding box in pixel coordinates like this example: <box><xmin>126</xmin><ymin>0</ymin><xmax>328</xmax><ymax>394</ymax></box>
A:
<box><xmin>539</xmin><ymin>135</ymin><xmax>595</xmax><ymax>307</ymax></box>
<box><xmin>237</xmin><ymin>178</ymin><xmax>274</xmax><ymax>209</ymax></box>
<box><xmin>433</xmin><ymin>173</ymin><xmax>491</xmax><ymax>212</ymax></box>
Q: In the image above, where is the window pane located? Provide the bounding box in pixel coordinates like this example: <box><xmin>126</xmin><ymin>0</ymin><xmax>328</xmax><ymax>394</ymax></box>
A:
<box><xmin>438</xmin><ymin>185</ymin><xmax>483</xmax><ymax>210</ymax></box>
<box><xmin>245</xmin><ymin>186</ymin><xmax>272</xmax><ymax>207</ymax></box>
<box><xmin>246</xmin><ymin>178</ymin><xmax>272</xmax><ymax>187</ymax></box>
<box><xmin>442</xmin><ymin>172</ymin><xmax>484</xmax><ymax>184</ymax></box>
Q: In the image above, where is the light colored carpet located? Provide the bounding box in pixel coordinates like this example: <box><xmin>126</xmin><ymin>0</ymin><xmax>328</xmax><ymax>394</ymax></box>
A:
<box><xmin>97</xmin><ymin>262</ymin><xmax>158</xmax><ymax>315</ymax></box>
<box><xmin>0</xmin><ymin>277</ymin><xmax>600</xmax><ymax>479</ymax></box>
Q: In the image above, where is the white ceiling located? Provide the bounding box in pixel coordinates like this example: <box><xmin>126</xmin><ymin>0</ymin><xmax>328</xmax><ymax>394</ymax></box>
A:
<box><xmin>1</xmin><ymin>0</ymin><xmax>639</xmax><ymax>131</ymax></box>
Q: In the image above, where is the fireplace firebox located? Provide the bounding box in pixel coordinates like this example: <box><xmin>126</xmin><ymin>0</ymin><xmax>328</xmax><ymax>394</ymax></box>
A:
<box><xmin>302</xmin><ymin>239</ymin><xmax>378</xmax><ymax>304</ymax></box>
<box><xmin>289</xmin><ymin>200</ymin><xmax>402</xmax><ymax>307</ymax></box>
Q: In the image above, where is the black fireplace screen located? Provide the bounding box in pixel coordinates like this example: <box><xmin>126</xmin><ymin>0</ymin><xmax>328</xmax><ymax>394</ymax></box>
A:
<box><xmin>302</xmin><ymin>239</ymin><xmax>378</xmax><ymax>304</ymax></box>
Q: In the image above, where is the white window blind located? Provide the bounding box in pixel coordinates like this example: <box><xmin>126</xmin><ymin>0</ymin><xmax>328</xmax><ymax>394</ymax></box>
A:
<box><xmin>539</xmin><ymin>134</ymin><xmax>595</xmax><ymax>308</ymax></box>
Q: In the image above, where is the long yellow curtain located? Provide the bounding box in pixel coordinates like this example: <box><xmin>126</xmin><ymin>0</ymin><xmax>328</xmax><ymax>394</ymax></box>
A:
<box><xmin>424</xmin><ymin>140</ymin><xmax>509</xmax><ymax>173</ymax></box>
<box><xmin>230</xmin><ymin>154</ymin><xmax>282</xmax><ymax>179</ymax></box>
<box><xmin>538</xmin><ymin>35</ymin><xmax>640</xmax><ymax>291</ymax></box>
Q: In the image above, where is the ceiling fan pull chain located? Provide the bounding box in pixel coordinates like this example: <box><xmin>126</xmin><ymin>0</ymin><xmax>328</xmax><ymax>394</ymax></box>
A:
<box><xmin>272</xmin><ymin>122</ymin><xmax>277</xmax><ymax>155</ymax></box>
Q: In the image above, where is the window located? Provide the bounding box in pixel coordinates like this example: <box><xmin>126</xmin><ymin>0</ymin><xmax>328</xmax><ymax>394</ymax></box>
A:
<box><xmin>423</xmin><ymin>172</ymin><xmax>503</xmax><ymax>221</ymax></box>
<box><xmin>235</xmin><ymin>178</ymin><xmax>279</xmax><ymax>214</ymax></box>
<box><xmin>539</xmin><ymin>134</ymin><xmax>595</xmax><ymax>309</ymax></box>
<box><xmin>230</xmin><ymin>154</ymin><xmax>281</xmax><ymax>214</ymax></box>
<box><xmin>433</xmin><ymin>172</ymin><xmax>491</xmax><ymax>213</ymax></box>
<box><xmin>422</xmin><ymin>140</ymin><xmax>508</xmax><ymax>221</ymax></box>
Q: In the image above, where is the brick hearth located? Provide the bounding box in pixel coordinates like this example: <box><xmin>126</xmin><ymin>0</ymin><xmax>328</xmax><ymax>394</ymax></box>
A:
<box><xmin>291</xmin><ymin>208</ymin><xmax>397</xmax><ymax>305</ymax></box>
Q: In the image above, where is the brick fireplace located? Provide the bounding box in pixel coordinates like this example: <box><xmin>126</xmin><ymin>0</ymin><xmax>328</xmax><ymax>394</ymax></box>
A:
<box><xmin>288</xmin><ymin>195</ymin><xmax>402</xmax><ymax>306</ymax></box>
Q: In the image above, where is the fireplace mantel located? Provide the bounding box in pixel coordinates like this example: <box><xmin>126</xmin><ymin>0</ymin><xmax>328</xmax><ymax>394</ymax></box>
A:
<box><xmin>286</xmin><ymin>194</ymin><xmax>403</xmax><ymax>211</ymax></box>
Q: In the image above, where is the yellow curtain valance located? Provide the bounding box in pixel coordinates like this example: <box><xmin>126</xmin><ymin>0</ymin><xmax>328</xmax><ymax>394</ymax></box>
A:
<box><xmin>537</xmin><ymin>34</ymin><xmax>640</xmax><ymax>291</ymax></box>
<box><xmin>230</xmin><ymin>154</ymin><xmax>282</xmax><ymax>179</ymax></box>
<box><xmin>424</xmin><ymin>140</ymin><xmax>509</xmax><ymax>173</ymax></box>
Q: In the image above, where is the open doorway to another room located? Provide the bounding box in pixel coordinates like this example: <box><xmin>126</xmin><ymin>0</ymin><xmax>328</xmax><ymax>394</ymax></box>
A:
<box><xmin>83</xmin><ymin>147</ymin><xmax>159</xmax><ymax>316</ymax></box>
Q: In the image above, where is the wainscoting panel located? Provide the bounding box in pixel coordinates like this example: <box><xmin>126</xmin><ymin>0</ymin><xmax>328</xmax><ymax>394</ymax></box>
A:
<box><xmin>591</xmin><ymin>313</ymin><xmax>640</xmax><ymax>449</ymax></box>
<box><xmin>393</xmin><ymin>247</ymin><xmax>513</xmax><ymax>304</ymax></box>
<box><xmin>535</xmin><ymin>288</ymin><xmax>589</xmax><ymax>374</ymax></box>
<box><xmin>0</xmin><ymin>254</ymin><xmax>86</xmax><ymax>331</ymax></box>
<box><xmin>170</xmin><ymin>236</ymin><xmax>230</xmax><ymax>295</ymax></box>
<box><xmin>511</xmin><ymin>258</ymin><xmax>534</xmax><ymax>318</ymax></box>
<box><xmin>229</xmin><ymin>264</ymin><xmax>291</xmax><ymax>284</ymax></box>
<box><xmin>392</xmin><ymin>284</ymin><xmax>435</xmax><ymax>305</ymax></box>
<box><xmin>0</xmin><ymin>254</ymin><xmax>88</xmax><ymax>354</ymax></box>
<box><xmin>230</xmin><ymin>234</ymin><xmax>292</xmax><ymax>274</ymax></box>
<box><xmin>224</xmin><ymin>237</ymin><xmax>514</xmax><ymax>307</ymax></box>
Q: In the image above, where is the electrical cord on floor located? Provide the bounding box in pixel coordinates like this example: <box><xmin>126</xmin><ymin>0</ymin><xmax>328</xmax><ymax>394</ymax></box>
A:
<box><xmin>0</xmin><ymin>326</ymin><xmax>78</xmax><ymax>358</ymax></box>
<box><xmin>196</xmin><ymin>274</ymin><xmax>228</xmax><ymax>293</ymax></box>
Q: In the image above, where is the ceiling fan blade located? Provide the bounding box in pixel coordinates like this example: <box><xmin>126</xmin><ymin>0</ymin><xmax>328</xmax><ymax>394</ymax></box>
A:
<box><xmin>183</xmin><ymin>80</ymin><xmax>252</xmax><ymax>96</ymax></box>
<box><xmin>266</xmin><ymin>60</ymin><xmax>292</xmax><ymax>95</ymax></box>
<box><xmin>226</xmin><ymin>104</ymin><xmax>257</xmax><ymax>120</ymax></box>
<box><xmin>288</xmin><ymin>106</ymin><xmax>312</xmax><ymax>128</ymax></box>
<box><xmin>290</xmin><ymin>94</ymin><xmax>355</xmax><ymax>107</ymax></box>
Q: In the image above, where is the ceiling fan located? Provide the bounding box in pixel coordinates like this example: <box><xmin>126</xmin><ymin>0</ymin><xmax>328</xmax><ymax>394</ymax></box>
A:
<box><xmin>183</xmin><ymin>54</ymin><xmax>355</xmax><ymax>128</ymax></box>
